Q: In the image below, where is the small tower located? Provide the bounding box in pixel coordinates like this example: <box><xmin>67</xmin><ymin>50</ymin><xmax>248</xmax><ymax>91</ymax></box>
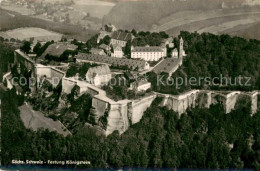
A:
<box><xmin>179</xmin><ymin>37</ymin><xmax>183</xmax><ymax>59</ymax></box>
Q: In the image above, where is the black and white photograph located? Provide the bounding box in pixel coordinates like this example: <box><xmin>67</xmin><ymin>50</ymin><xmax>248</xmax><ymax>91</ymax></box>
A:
<box><xmin>0</xmin><ymin>0</ymin><xmax>260</xmax><ymax>170</ymax></box>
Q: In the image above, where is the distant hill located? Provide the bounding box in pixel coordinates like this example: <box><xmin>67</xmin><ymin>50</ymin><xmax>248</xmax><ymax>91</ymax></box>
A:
<box><xmin>224</xmin><ymin>21</ymin><xmax>260</xmax><ymax>40</ymax></box>
<box><xmin>103</xmin><ymin>0</ymin><xmax>227</xmax><ymax>30</ymax></box>
<box><xmin>103</xmin><ymin>0</ymin><xmax>260</xmax><ymax>39</ymax></box>
<box><xmin>0</xmin><ymin>9</ymin><xmax>97</xmax><ymax>41</ymax></box>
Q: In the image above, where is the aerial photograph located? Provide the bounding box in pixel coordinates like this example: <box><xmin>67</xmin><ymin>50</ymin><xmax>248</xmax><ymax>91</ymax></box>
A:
<box><xmin>0</xmin><ymin>0</ymin><xmax>259</xmax><ymax>170</ymax></box>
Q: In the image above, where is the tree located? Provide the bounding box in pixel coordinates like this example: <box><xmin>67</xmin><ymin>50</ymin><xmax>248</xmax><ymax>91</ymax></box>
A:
<box><xmin>20</xmin><ymin>41</ymin><xmax>31</xmax><ymax>54</ymax></box>
<box><xmin>66</xmin><ymin>65</ymin><xmax>78</xmax><ymax>77</ymax></box>
<box><xmin>33</xmin><ymin>42</ymin><xmax>41</xmax><ymax>54</ymax></box>
<box><xmin>131</xmin><ymin>29</ymin><xmax>137</xmax><ymax>37</ymax></box>
<box><xmin>102</xmin><ymin>35</ymin><xmax>111</xmax><ymax>45</ymax></box>
<box><xmin>124</xmin><ymin>40</ymin><xmax>131</xmax><ymax>57</ymax></box>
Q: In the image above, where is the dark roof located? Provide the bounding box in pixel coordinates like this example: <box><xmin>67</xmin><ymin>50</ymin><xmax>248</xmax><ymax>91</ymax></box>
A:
<box><xmin>77</xmin><ymin>53</ymin><xmax>148</xmax><ymax>70</ymax></box>
<box><xmin>111</xmin><ymin>31</ymin><xmax>132</xmax><ymax>41</ymax></box>
<box><xmin>153</xmin><ymin>58</ymin><xmax>181</xmax><ymax>74</ymax></box>
<box><xmin>41</xmin><ymin>43</ymin><xmax>77</xmax><ymax>58</ymax></box>
<box><xmin>132</xmin><ymin>46</ymin><xmax>164</xmax><ymax>52</ymax></box>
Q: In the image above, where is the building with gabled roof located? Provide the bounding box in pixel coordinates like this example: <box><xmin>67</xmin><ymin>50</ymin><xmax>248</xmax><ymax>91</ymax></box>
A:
<box><xmin>110</xmin><ymin>31</ymin><xmax>132</xmax><ymax>47</ymax></box>
<box><xmin>76</xmin><ymin>53</ymin><xmax>150</xmax><ymax>71</ymax></box>
<box><xmin>153</xmin><ymin>58</ymin><xmax>183</xmax><ymax>76</ymax></box>
<box><xmin>40</xmin><ymin>42</ymin><xmax>77</xmax><ymax>58</ymax></box>
<box><xmin>86</xmin><ymin>65</ymin><xmax>112</xmax><ymax>87</ymax></box>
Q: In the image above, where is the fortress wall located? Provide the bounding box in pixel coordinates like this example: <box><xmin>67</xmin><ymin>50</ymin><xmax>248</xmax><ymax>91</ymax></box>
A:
<box><xmin>130</xmin><ymin>94</ymin><xmax>157</xmax><ymax>124</ymax></box>
<box><xmin>210</xmin><ymin>91</ymin><xmax>241</xmax><ymax>114</ymax></box>
<box><xmin>86</xmin><ymin>86</ymin><xmax>100</xmax><ymax>96</ymax></box>
<box><xmin>3</xmin><ymin>72</ymin><xmax>13</xmax><ymax>89</ymax></box>
<box><xmin>92</xmin><ymin>97</ymin><xmax>109</xmax><ymax>123</ymax></box>
<box><xmin>106</xmin><ymin>103</ymin><xmax>129</xmax><ymax>136</ymax></box>
<box><xmin>91</xmin><ymin>94</ymin><xmax>156</xmax><ymax>136</ymax></box>
<box><xmin>205</xmin><ymin>92</ymin><xmax>212</xmax><ymax>108</ymax></box>
<box><xmin>196</xmin><ymin>91</ymin><xmax>212</xmax><ymax>108</ymax></box>
<box><xmin>14</xmin><ymin>50</ymin><xmax>35</xmax><ymax>71</ymax></box>
<box><xmin>164</xmin><ymin>97</ymin><xmax>179</xmax><ymax>112</ymax></box>
<box><xmin>225</xmin><ymin>92</ymin><xmax>240</xmax><ymax>113</ymax></box>
<box><xmin>62</xmin><ymin>78</ymin><xmax>77</xmax><ymax>94</ymax></box>
<box><xmin>251</xmin><ymin>93</ymin><xmax>258</xmax><ymax>115</ymax></box>
<box><xmin>50</xmin><ymin>67</ymin><xmax>65</xmax><ymax>80</ymax></box>
<box><xmin>36</xmin><ymin>67</ymin><xmax>52</xmax><ymax>78</ymax></box>
<box><xmin>239</xmin><ymin>92</ymin><xmax>258</xmax><ymax>115</ymax></box>
<box><xmin>162</xmin><ymin>90</ymin><xmax>200</xmax><ymax>115</ymax></box>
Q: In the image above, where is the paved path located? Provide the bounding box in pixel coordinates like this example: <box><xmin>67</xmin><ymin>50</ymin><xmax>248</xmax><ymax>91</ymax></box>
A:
<box><xmin>19</xmin><ymin>103</ymin><xmax>71</xmax><ymax>136</ymax></box>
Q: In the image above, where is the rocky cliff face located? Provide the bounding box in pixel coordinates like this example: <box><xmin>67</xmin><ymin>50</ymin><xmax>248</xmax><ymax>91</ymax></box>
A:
<box><xmin>161</xmin><ymin>90</ymin><xmax>258</xmax><ymax>117</ymax></box>
<box><xmin>89</xmin><ymin>90</ymin><xmax>259</xmax><ymax>135</ymax></box>
<box><xmin>91</xmin><ymin>94</ymin><xmax>157</xmax><ymax>136</ymax></box>
<box><xmin>61</xmin><ymin>77</ymin><xmax>259</xmax><ymax>136</ymax></box>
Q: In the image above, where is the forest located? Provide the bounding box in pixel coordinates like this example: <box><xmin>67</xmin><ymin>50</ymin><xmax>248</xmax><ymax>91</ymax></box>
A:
<box><xmin>0</xmin><ymin>42</ymin><xmax>15</xmax><ymax>82</ymax></box>
<box><xmin>148</xmin><ymin>31</ymin><xmax>260</xmax><ymax>95</ymax></box>
<box><xmin>1</xmin><ymin>88</ymin><xmax>260</xmax><ymax>169</ymax></box>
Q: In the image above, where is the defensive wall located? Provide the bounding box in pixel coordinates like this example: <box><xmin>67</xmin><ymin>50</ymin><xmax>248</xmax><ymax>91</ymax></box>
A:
<box><xmin>160</xmin><ymin>90</ymin><xmax>258</xmax><ymax>117</ymax></box>
<box><xmin>62</xmin><ymin>77</ymin><xmax>259</xmax><ymax>136</ymax></box>
<box><xmin>14</xmin><ymin>49</ymin><xmax>35</xmax><ymax>72</ymax></box>
<box><xmin>35</xmin><ymin>64</ymin><xmax>65</xmax><ymax>87</ymax></box>
<box><xmin>90</xmin><ymin>89</ymin><xmax>259</xmax><ymax>135</ymax></box>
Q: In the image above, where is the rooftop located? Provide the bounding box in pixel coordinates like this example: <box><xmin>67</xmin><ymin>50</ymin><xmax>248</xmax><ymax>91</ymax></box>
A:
<box><xmin>153</xmin><ymin>58</ymin><xmax>181</xmax><ymax>74</ymax></box>
<box><xmin>111</xmin><ymin>31</ymin><xmax>132</xmax><ymax>42</ymax></box>
<box><xmin>132</xmin><ymin>46</ymin><xmax>165</xmax><ymax>52</ymax></box>
<box><xmin>77</xmin><ymin>53</ymin><xmax>149</xmax><ymax>71</ymax></box>
<box><xmin>41</xmin><ymin>43</ymin><xmax>77</xmax><ymax>58</ymax></box>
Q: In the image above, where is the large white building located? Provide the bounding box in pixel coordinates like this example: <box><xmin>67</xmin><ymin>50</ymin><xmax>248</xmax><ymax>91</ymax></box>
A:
<box><xmin>131</xmin><ymin>46</ymin><xmax>166</xmax><ymax>61</ymax></box>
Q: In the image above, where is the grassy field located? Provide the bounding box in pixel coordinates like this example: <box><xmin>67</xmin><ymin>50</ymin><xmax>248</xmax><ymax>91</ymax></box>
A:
<box><xmin>0</xmin><ymin>27</ymin><xmax>63</xmax><ymax>42</ymax></box>
<box><xmin>103</xmin><ymin>0</ymin><xmax>231</xmax><ymax>30</ymax></box>
<box><xmin>72</xmin><ymin>0</ymin><xmax>115</xmax><ymax>19</ymax></box>
<box><xmin>223</xmin><ymin>21</ymin><xmax>260</xmax><ymax>40</ymax></box>
<box><xmin>0</xmin><ymin>5</ymin><xmax>34</xmax><ymax>15</ymax></box>
<box><xmin>103</xmin><ymin>0</ymin><xmax>260</xmax><ymax>39</ymax></box>
<box><xmin>0</xmin><ymin>8</ymin><xmax>97</xmax><ymax>41</ymax></box>
<box><xmin>159</xmin><ymin>8</ymin><xmax>260</xmax><ymax>38</ymax></box>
